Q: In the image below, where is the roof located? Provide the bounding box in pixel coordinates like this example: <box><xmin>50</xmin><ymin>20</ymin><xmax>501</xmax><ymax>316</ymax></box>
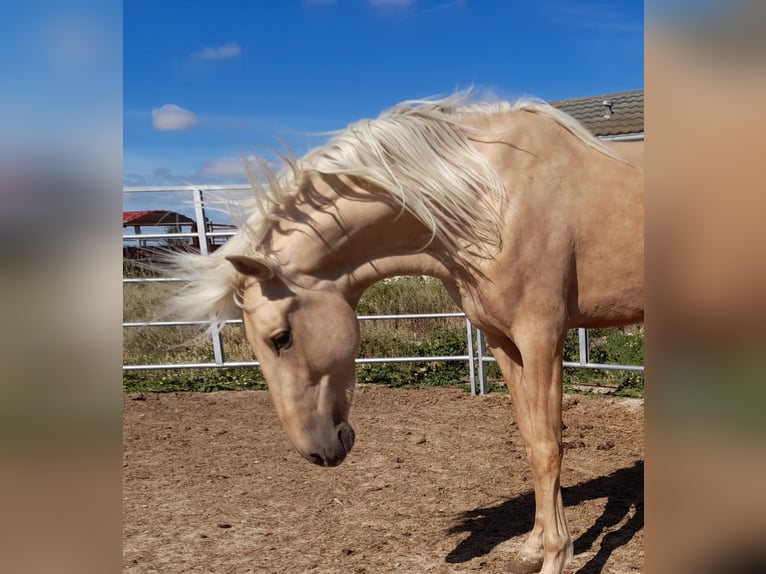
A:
<box><xmin>550</xmin><ymin>89</ymin><xmax>643</xmax><ymax>137</ymax></box>
<box><xmin>123</xmin><ymin>210</ymin><xmax>195</xmax><ymax>226</ymax></box>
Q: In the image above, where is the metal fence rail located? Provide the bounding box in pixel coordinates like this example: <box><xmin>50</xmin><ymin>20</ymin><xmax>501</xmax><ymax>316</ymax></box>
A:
<box><xmin>123</xmin><ymin>185</ymin><xmax>643</xmax><ymax>394</ymax></box>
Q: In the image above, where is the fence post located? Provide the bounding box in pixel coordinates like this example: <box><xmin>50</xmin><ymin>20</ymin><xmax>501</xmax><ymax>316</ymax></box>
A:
<box><xmin>578</xmin><ymin>328</ymin><xmax>589</xmax><ymax>366</ymax></box>
<box><xmin>477</xmin><ymin>330</ymin><xmax>488</xmax><ymax>395</ymax></box>
<box><xmin>465</xmin><ymin>319</ymin><xmax>476</xmax><ymax>395</ymax></box>
<box><xmin>192</xmin><ymin>187</ymin><xmax>226</xmax><ymax>365</ymax></box>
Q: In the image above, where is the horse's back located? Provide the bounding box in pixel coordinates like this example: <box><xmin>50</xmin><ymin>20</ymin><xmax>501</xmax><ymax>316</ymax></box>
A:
<box><xmin>465</xmin><ymin>111</ymin><xmax>644</xmax><ymax>331</ymax></box>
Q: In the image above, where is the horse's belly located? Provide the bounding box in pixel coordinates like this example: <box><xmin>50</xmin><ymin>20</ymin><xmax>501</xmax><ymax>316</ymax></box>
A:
<box><xmin>569</xmin><ymin>283</ymin><xmax>644</xmax><ymax>328</ymax></box>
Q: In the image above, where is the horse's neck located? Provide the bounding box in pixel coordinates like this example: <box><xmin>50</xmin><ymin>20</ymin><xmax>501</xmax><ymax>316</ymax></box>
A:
<box><xmin>268</xmin><ymin>185</ymin><xmax>459</xmax><ymax>298</ymax></box>
<box><xmin>345</xmin><ymin>252</ymin><xmax>456</xmax><ymax>303</ymax></box>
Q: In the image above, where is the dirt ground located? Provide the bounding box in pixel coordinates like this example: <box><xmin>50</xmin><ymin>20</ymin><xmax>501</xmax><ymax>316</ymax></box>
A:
<box><xmin>123</xmin><ymin>387</ymin><xmax>643</xmax><ymax>573</ymax></box>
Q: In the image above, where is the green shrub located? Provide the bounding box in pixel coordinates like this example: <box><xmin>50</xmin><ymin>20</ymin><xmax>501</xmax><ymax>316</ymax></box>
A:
<box><xmin>562</xmin><ymin>327</ymin><xmax>644</xmax><ymax>396</ymax></box>
<box><xmin>357</xmin><ymin>325</ymin><xmax>470</xmax><ymax>388</ymax></box>
<box><xmin>123</xmin><ymin>368</ymin><xmax>266</xmax><ymax>393</ymax></box>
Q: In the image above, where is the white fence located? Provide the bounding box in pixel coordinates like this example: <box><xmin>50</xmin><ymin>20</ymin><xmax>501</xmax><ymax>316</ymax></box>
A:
<box><xmin>123</xmin><ymin>185</ymin><xmax>643</xmax><ymax>394</ymax></box>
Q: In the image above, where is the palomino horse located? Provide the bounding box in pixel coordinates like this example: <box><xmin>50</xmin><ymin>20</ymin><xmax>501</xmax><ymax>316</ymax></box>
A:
<box><xmin>169</xmin><ymin>93</ymin><xmax>643</xmax><ymax>574</ymax></box>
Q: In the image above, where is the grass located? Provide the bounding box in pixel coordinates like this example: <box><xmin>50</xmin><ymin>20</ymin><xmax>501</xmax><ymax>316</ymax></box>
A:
<box><xmin>123</xmin><ymin>269</ymin><xmax>643</xmax><ymax>396</ymax></box>
<box><xmin>123</xmin><ymin>277</ymin><xmax>267</xmax><ymax>392</ymax></box>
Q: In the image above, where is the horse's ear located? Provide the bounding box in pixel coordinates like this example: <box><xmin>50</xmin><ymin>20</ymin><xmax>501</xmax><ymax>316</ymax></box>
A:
<box><xmin>225</xmin><ymin>255</ymin><xmax>275</xmax><ymax>281</ymax></box>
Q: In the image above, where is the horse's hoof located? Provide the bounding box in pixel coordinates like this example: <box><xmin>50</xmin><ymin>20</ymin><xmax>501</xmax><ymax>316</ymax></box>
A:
<box><xmin>505</xmin><ymin>553</ymin><xmax>544</xmax><ymax>574</ymax></box>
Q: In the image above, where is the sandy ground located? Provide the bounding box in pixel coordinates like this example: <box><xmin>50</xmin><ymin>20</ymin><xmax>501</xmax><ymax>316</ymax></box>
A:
<box><xmin>123</xmin><ymin>387</ymin><xmax>643</xmax><ymax>573</ymax></box>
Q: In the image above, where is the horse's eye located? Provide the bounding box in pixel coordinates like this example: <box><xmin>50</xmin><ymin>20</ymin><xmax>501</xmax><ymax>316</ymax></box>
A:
<box><xmin>271</xmin><ymin>330</ymin><xmax>292</xmax><ymax>352</ymax></box>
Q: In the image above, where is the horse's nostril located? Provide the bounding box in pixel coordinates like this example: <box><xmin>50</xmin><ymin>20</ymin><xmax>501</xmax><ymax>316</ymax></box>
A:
<box><xmin>337</xmin><ymin>424</ymin><xmax>355</xmax><ymax>454</ymax></box>
<box><xmin>307</xmin><ymin>452</ymin><xmax>325</xmax><ymax>466</ymax></box>
<box><xmin>324</xmin><ymin>453</ymin><xmax>346</xmax><ymax>467</ymax></box>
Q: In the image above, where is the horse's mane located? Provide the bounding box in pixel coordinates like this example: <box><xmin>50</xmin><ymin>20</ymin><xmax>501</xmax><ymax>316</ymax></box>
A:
<box><xmin>167</xmin><ymin>91</ymin><xmax>620</xmax><ymax>329</ymax></box>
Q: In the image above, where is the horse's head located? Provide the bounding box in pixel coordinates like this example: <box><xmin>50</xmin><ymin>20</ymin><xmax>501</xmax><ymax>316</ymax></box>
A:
<box><xmin>226</xmin><ymin>254</ymin><xmax>359</xmax><ymax>467</ymax></box>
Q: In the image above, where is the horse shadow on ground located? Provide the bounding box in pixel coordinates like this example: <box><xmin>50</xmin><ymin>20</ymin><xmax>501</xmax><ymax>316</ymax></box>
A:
<box><xmin>445</xmin><ymin>460</ymin><xmax>643</xmax><ymax>574</ymax></box>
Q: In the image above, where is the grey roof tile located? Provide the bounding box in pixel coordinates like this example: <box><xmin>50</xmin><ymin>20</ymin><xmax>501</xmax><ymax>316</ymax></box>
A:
<box><xmin>550</xmin><ymin>89</ymin><xmax>644</xmax><ymax>137</ymax></box>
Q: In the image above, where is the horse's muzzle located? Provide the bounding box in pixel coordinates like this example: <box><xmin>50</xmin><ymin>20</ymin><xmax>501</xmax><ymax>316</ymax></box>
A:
<box><xmin>306</xmin><ymin>422</ymin><xmax>355</xmax><ymax>467</ymax></box>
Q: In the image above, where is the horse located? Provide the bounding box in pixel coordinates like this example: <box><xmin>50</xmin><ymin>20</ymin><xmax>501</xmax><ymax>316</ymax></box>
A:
<box><xmin>168</xmin><ymin>92</ymin><xmax>644</xmax><ymax>574</ymax></box>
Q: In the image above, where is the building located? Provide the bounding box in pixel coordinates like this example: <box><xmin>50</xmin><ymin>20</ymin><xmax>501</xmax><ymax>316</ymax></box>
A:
<box><xmin>551</xmin><ymin>89</ymin><xmax>644</xmax><ymax>140</ymax></box>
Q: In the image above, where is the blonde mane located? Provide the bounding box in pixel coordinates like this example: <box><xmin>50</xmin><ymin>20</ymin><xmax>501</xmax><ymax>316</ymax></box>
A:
<box><xmin>168</xmin><ymin>92</ymin><xmax>620</xmax><ymax>328</ymax></box>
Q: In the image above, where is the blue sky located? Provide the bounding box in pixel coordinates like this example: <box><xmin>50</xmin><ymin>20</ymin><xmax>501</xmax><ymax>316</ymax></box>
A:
<box><xmin>124</xmin><ymin>0</ymin><xmax>643</xmax><ymax>209</ymax></box>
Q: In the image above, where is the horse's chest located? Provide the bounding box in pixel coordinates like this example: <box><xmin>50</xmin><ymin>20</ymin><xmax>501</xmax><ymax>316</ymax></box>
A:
<box><xmin>454</xmin><ymin>282</ymin><xmax>508</xmax><ymax>337</ymax></box>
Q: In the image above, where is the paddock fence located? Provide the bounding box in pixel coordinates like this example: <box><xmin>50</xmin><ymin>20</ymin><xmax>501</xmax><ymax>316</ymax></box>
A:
<box><xmin>123</xmin><ymin>185</ymin><xmax>643</xmax><ymax>395</ymax></box>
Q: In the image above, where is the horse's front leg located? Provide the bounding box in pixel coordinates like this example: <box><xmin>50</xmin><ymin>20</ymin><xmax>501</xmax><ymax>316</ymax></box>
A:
<box><xmin>492</xmin><ymin>330</ymin><xmax>572</xmax><ymax>574</ymax></box>
<box><xmin>488</xmin><ymin>336</ymin><xmax>544</xmax><ymax>572</ymax></box>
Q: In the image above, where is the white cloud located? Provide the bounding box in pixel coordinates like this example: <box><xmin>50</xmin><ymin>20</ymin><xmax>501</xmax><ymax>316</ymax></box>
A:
<box><xmin>199</xmin><ymin>157</ymin><xmax>248</xmax><ymax>178</ymax></box>
<box><xmin>151</xmin><ymin>104</ymin><xmax>198</xmax><ymax>131</ymax></box>
<box><xmin>192</xmin><ymin>43</ymin><xmax>241</xmax><ymax>61</ymax></box>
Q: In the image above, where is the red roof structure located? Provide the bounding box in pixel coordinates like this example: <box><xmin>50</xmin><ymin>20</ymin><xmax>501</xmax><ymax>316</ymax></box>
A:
<box><xmin>122</xmin><ymin>210</ymin><xmax>195</xmax><ymax>226</ymax></box>
<box><xmin>122</xmin><ymin>210</ymin><xmax>237</xmax><ymax>260</ymax></box>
